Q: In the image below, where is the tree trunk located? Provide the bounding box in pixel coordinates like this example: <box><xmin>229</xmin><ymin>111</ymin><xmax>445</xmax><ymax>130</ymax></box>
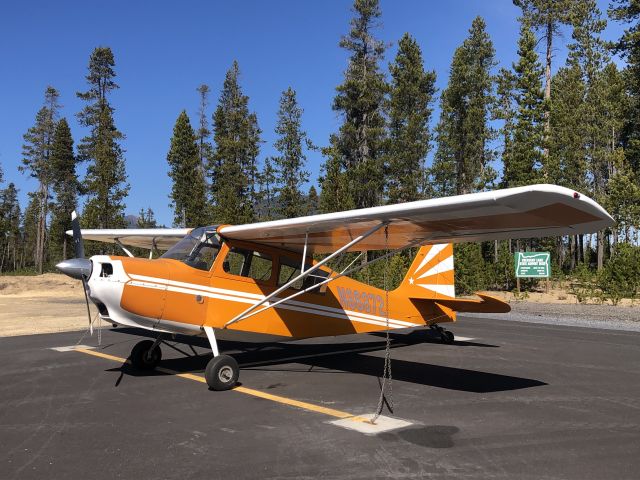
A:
<box><xmin>597</xmin><ymin>230</ymin><xmax>604</xmax><ymax>270</ymax></box>
<box><xmin>542</xmin><ymin>21</ymin><xmax>552</xmax><ymax>166</ymax></box>
<box><xmin>570</xmin><ymin>235</ymin><xmax>576</xmax><ymax>270</ymax></box>
<box><xmin>578</xmin><ymin>234</ymin><xmax>584</xmax><ymax>264</ymax></box>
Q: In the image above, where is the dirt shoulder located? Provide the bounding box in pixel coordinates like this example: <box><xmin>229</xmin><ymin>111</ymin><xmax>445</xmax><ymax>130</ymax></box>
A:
<box><xmin>479</xmin><ymin>287</ymin><xmax>637</xmax><ymax>307</ymax></box>
<box><xmin>0</xmin><ymin>274</ymin><xmax>98</xmax><ymax>337</ymax></box>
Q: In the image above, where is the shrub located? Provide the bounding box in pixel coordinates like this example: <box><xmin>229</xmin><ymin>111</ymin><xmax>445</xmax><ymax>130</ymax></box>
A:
<box><xmin>597</xmin><ymin>244</ymin><xmax>640</xmax><ymax>305</ymax></box>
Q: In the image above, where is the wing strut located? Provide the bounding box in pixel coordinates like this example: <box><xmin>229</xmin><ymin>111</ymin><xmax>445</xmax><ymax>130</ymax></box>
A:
<box><xmin>223</xmin><ymin>222</ymin><xmax>387</xmax><ymax>329</ymax></box>
<box><xmin>223</xmin><ymin>232</ymin><xmax>429</xmax><ymax>328</ymax></box>
<box><xmin>115</xmin><ymin>239</ymin><xmax>134</xmax><ymax>257</ymax></box>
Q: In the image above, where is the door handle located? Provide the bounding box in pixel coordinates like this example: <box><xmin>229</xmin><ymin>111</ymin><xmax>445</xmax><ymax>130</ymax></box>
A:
<box><xmin>195</xmin><ymin>295</ymin><xmax>204</xmax><ymax>304</ymax></box>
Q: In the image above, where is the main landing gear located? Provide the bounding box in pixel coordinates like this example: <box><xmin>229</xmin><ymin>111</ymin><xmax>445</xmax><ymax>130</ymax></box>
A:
<box><xmin>431</xmin><ymin>324</ymin><xmax>455</xmax><ymax>344</ymax></box>
<box><xmin>128</xmin><ymin>328</ymin><xmax>239</xmax><ymax>391</ymax></box>
<box><xmin>203</xmin><ymin>326</ymin><xmax>239</xmax><ymax>391</ymax></box>
<box><xmin>130</xmin><ymin>339</ymin><xmax>162</xmax><ymax>370</ymax></box>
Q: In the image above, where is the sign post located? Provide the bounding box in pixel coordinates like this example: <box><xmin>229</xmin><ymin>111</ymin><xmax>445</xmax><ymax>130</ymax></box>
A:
<box><xmin>514</xmin><ymin>252</ymin><xmax>551</xmax><ymax>293</ymax></box>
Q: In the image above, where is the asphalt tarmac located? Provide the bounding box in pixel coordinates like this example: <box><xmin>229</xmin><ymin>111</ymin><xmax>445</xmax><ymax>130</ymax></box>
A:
<box><xmin>1</xmin><ymin>316</ymin><xmax>639</xmax><ymax>479</ymax></box>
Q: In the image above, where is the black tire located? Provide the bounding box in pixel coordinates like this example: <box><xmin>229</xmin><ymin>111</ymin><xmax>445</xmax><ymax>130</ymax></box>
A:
<box><xmin>440</xmin><ymin>330</ymin><xmax>455</xmax><ymax>345</ymax></box>
<box><xmin>205</xmin><ymin>355</ymin><xmax>239</xmax><ymax>391</ymax></box>
<box><xmin>130</xmin><ymin>340</ymin><xmax>162</xmax><ymax>370</ymax></box>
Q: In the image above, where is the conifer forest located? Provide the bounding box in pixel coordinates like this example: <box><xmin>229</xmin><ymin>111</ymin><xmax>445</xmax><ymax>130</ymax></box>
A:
<box><xmin>1</xmin><ymin>0</ymin><xmax>639</xmax><ymax>303</ymax></box>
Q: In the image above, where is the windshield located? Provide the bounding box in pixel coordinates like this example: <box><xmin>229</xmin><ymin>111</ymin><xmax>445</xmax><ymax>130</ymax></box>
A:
<box><xmin>160</xmin><ymin>226</ymin><xmax>221</xmax><ymax>271</ymax></box>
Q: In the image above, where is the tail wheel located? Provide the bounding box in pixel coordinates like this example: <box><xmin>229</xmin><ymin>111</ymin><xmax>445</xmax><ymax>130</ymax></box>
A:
<box><xmin>130</xmin><ymin>340</ymin><xmax>162</xmax><ymax>370</ymax></box>
<box><xmin>440</xmin><ymin>330</ymin><xmax>455</xmax><ymax>344</ymax></box>
<box><xmin>205</xmin><ymin>355</ymin><xmax>239</xmax><ymax>391</ymax></box>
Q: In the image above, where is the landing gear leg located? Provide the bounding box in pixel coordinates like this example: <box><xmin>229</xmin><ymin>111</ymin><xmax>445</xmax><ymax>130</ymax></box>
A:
<box><xmin>130</xmin><ymin>336</ymin><xmax>163</xmax><ymax>370</ymax></box>
<box><xmin>431</xmin><ymin>324</ymin><xmax>455</xmax><ymax>345</ymax></box>
<box><xmin>203</xmin><ymin>326</ymin><xmax>239</xmax><ymax>391</ymax></box>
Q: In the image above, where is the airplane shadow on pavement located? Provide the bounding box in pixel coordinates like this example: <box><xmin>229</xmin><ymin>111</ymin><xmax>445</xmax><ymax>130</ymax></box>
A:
<box><xmin>105</xmin><ymin>327</ymin><xmax>546</xmax><ymax>393</ymax></box>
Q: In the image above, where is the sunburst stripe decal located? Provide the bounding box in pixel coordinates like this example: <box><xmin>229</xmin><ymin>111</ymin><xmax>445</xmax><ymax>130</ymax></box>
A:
<box><xmin>408</xmin><ymin>244</ymin><xmax>455</xmax><ymax>299</ymax></box>
<box><xmin>417</xmin><ymin>255</ymin><xmax>454</xmax><ymax>280</ymax></box>
<box><xmin>413</xmin><ymin>243</ymin><xmax>447</xmax><ymax>274</ymax></box>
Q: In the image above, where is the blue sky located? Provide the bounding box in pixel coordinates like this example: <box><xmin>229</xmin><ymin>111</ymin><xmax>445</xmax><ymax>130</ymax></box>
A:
<box><xmin>0</xmin><ymin>0</ymin><xmax>625</xmax><ymax>226</ymax></box>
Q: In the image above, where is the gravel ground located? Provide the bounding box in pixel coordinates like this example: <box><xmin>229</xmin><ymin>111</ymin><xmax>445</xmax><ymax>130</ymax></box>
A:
<box><xmin>462</xmin><ymin>301</ymin><xmax>640</xmax><ymax>331</ymax></box>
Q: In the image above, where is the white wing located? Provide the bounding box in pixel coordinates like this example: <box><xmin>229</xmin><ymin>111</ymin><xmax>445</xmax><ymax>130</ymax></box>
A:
<box><xmin>218</xmin><ymin>184</ymin><xmax>613</xmax><ymax>253</ymax></box>
<box><xmin>66</xmin><ymin>228</ymin><xmax>191</xmax><ymax>250</ymax></box>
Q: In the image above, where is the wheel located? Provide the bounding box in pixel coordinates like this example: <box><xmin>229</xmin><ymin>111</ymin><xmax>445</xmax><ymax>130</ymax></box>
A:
<box><xmin>440</xmin><ymin>330</ymin><xmax>455</xmax><ymax>344</ymax></box>
<box><xmin>205</xmin><ymin>355</ymin><xmax>239</xmax><ymax>391</ymax></box>
<box><xmin>130</xmin><ymin>340</ymin><xmax>162</xmax><ymax>370</ymax></box>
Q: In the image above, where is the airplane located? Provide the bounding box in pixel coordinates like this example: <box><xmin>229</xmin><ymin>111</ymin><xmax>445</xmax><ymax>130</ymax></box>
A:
<box><xmin>55</xmin><ymin>184</ymin><xmax>613</xmax><ymax>391</ymax></box>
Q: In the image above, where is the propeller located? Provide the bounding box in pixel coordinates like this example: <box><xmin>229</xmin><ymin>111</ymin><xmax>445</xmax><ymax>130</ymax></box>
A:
<box><xmin>55</xmin><ymin>211</ymin><xmax>94</xmax><ymax>334</ymax></box>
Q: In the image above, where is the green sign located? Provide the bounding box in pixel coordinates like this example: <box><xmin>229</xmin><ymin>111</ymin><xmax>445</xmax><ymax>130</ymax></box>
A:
<box><xmin>515</xmin><ymin>252</ymin><xmax>550</xmax><ymax>278</ymax></box>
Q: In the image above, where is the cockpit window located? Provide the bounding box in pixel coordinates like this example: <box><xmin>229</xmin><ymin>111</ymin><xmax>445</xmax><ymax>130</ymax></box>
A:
<box><xmin>160</xmin><ymin>226</ymin><xmax>220</xmax><ymax>271</ymax></box>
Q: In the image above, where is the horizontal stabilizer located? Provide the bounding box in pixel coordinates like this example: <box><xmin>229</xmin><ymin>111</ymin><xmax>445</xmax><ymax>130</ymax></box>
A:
<box><xmin>434</xmin><ymin>293</ymin><xmax>511</xmax><ymax>314</ymax></box>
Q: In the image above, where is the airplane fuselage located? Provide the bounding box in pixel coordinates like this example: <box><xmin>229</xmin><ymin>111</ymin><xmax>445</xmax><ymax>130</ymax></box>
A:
<box><xmin>85</xmin><ymin>239</ymin><xmax>456</xmax><ymax>341</ymax></box>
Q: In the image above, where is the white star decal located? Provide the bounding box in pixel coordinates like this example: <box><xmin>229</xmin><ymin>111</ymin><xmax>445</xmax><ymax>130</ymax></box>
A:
<box><xmin>409</xmin><ymin>277</ymin><xmax>414</xmax><ymax>285</ymax></box>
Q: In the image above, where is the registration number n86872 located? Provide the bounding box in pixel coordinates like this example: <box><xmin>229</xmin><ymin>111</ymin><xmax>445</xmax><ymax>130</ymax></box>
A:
<box><xmin>336</xmin><ymin>286</ymin><xmax>386</xmax><ymax>316</ymax></box>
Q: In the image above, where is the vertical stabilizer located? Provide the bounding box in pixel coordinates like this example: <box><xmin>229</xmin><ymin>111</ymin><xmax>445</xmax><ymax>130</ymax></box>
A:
<box><xmin>398</xmin><ymin>244</ymin><xmax>455</xmax><ymax>299</ymax></box>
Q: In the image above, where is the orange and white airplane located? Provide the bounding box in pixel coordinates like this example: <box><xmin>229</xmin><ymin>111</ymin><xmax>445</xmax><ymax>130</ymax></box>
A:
<box><xmin>56</xmin><ymin>184</ymin><xmax>613</xmax><ymax>390</ymax></box>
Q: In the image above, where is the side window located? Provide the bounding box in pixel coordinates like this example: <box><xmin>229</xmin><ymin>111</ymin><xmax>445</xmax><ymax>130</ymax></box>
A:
<box><xmin>247</xmin><ymin>252</ymin><xmax>273</xmax><ymax>282</ymax></box>
<box><xmin>223</xmin><ymin>249</ymin><xmax>248</xmax><ymax>276</ymax></box>
<box><xmin>223</xmin><ymin>248</ymin><xmax>272</xmax><ymax>282</ymax></box>
<box><xmin>184</xmin><ymin>244</ymin><xmax>219</xmax><ymax>271</ymax></box>
<box><xmin>278</xmin><ymin>263</ymin><xmax>304</xmax><ymax>290</ymax></box>
<box><xmin>278</xmin><ymin>257</ymin><xmax>329</xmax><ymax>293</ymax></box>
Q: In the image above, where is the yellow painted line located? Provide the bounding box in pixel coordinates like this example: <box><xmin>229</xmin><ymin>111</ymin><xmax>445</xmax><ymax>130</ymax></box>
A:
<box><xmin>76</xmin><ymin>348</ymin><xmax>130</xmax><ymax>363</ymax></box>
<box><xmin>74</xmin><ymin>348</ymin><xmax>370</xmax><ymax>423</ymax></box>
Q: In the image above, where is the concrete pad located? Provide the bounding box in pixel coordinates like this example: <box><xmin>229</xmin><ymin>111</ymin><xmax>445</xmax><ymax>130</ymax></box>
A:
<box><xmin>49</xmin><ymin>344</ymin><xmax>96</xmax><ymax>352</ymax></box>
<box><xmin>330</xmin><ymin>413</ymin><xmax>413</xmax><ymax>434</ymax></box>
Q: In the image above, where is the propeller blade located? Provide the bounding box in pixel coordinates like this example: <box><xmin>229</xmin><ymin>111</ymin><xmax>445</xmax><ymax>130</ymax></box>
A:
<box><xmin>68</xmin><ymin>211</ymin><xmax>92</xmax><ymax>335</ymax></box>
<box><xmin>71</xmin><ymin>210</ymin><xmax>84</xmax><ymax>259</ymax></box>
<box><xmin>81</xmin><ymin>277</ymin><xmax>93</xmax><ymax>335</ymax></box>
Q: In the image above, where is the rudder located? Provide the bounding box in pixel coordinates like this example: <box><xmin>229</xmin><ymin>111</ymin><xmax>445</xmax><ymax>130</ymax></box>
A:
<box><xmin>398</xmin><ymin>244</ymin><xmax>455</xmax><ymax>299</ymax></box>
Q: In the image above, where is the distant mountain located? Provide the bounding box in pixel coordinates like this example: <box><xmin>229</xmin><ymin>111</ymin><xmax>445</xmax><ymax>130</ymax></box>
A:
<box><xmin>125</xmin><ymin>215</ymin><xmax>138</xmax><ymax>228</ymax></box>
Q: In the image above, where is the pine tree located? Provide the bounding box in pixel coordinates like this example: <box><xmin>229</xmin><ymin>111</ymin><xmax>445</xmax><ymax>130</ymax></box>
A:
<box><xmin>503</xmin><ymin>24</ymin><xmax>545</xmax><ymax>187</ymax></box>
<box><xmin>48</xmin><ymin>118</ymin><xmax>79</xmax><ymax>262</ymax></box>
<box><xmin>609</xmin><ymin>0</ymin><xmax>640</xmax><ymax>176</ymax></box>
<box><xmin>272</xmin><ymin>87</ymin><xmax>311</xmax><ymax>218</ymax></box>
<box><xmin>431</xmin><ymin>16</ymin><xmax>496</xmax><ymax>196</ymax></box>
<box><xmin>494</xmin><ymin>68</ymin><xmax>517</xmax><ymax>183</ymax></box>
<box><xmin>0</xmin><ymin>183</ymin><xmax>21</xmax><ymax>272</ymax></box>
<box><xmin>257</xmin><ymin>157</ymin><xmax>277</xmax><ymax>220</ymax></box>
<box><xmin>320</xmin><ymin>0</ymin><xmax>388</xmax><ymax>211</ymax></box>
<box><xmin>20</xmin><ymin>86</ymin><xmax>60</xmax><ymax>273</ymax></box>
<box><xmin>209</xmin><ymin>61</ymin><xmax>261</xmax><ymax>224</ymax></box>
<box><xmin>318</xmin><ymin>151</ymin><xmax>353</xmax><ymax>213</ymax></box>
<box><xmin>513</xmin><ymin>0</ymin><xmax>580</xmax><ymax>161</ymax></box>
<box><xmin>568</xmin><ymin>1</ymin><xmax>619</xmax><ymax>270</ymax></box>
<box><xmin>196</xmin><ymin>84</ymin><xmax>213</xmax><ymax>177</ymax></box>
<box><xmin>306</xmin><ymin>185</ymin><xmax>319</xmax><ymax>215</ymax></box>
<box><xmin>386</xmin><ymin>33</ymin><xmax>436</xmax><ymax>203</ymax></box>
<box><xmin>77</xmin><ymin>47</ymin><xmax>129</xmax><ymax>231</ymax></box>
<box><xmin>548</xmin><ymin>66</ymin><xmax>586</xmax><ymax>189</ymax></box>
<box><xmin>548</xmin><ymin>65</ymin><xmax>587</xmax><ymax>269</ymax></box>
<box><xmin>136</xmin><ymin>208</ymin><xmax>157</xmax><ymax>228</ymax></box>
<box><xmin>166</xmin><ymin>110</ymin><xmax>208</xmax><ymax>227</ymax></box>
<box><xmin>23</xmin><ymin>194</ymin><xmax>40</xmax><ymax>270</ymax></box>
<box><xmin>587</xmin><ymin>63</ymin><xmax>628</xmax><ymax>268</ymax></box>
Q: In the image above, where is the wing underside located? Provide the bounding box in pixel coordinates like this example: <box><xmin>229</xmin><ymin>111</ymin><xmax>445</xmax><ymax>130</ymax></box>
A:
<box><xmin>218</xmin><ymin>184</ymin><xmax>613</xmax><ymax>253</ymax></box>
<box><xmin>67</xmin><ymin>228</ymin><xmax>192</xmax><ymax>251</ymax></box>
